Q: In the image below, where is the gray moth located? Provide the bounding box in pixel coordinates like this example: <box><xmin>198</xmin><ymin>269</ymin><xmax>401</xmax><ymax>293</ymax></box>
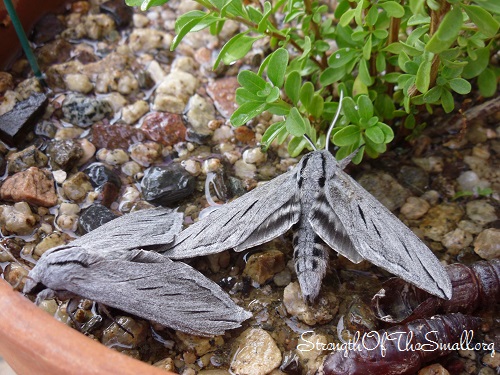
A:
<box><xmin>24</xmin><ymin>208</ymin><xmax>252</xmax><ymax>336</ymax></box>
<box><xmin>161</xmin><ymin>126</ymin><xmax>452</xmax><ymax>304</ymax></box>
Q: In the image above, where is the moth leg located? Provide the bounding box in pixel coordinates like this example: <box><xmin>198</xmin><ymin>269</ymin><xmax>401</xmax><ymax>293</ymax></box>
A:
<box><xmin>97</xmin><ymin>303</ymin><xmax>135</xmax><ymax>338</ymax></box>
<box><xmin>66</xmin><ymin>298</ymin><xmax>83</xmax><ymax>332</ymax></box>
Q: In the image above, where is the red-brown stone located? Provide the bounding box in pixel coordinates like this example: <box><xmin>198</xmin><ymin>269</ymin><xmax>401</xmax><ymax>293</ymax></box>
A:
<box><xmin>206</xmin><ymin>77</ymin><xmax>239</xmax><ymax>118</ymax></box>
<box><xmin>140</xmin><ymin>112</ymin><xmax>186</xmax><ymax>146</ymax></box>
<box><xmin>91</xmin><ymin>123</ymin><xmax>147</xmax><ymax>149</ymax></box>
<box><xmin>0</xmin><ymin>167</ymin><xmax>57</xmax><ymax>207</ymax></box>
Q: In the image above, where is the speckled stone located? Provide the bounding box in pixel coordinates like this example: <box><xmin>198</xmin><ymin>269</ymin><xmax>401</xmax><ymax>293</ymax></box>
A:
<box><xmin>7</xmin><ymin>145</ymin><xmax>48</xmax><ymax>174</ymax></box>
<box><xmin>230</xmin><ymin>328</ymin><xmax>282</xmax><ymax>375</ymax></box>
<box><xmin>175</xmin><ymin>332</ymin><xmax>224</xmax><ymax>356</ymax></box>
<box><xmin>184</xmin><ymin>94</ymin><xmax>215</xmax><ymax>143</ymax></box>
<box><xmin>141</xmin><ymin>112</ymin><xmax>186</xmax><ymax>146</ymax></box>
<box><xmin>0</xmin><ymin>167</ymin><xmax>57</xmax><ymax>207</ymax></box>
<box><xmin>91</xmin><ymin>123</ymin><xmax>147</xmax><ymax>149</ymax></box>
<box><xmin>474</xmin><ymin>229</ymin><xmax>500</xmax><ymax>260</ymax></box>
<box><xmin>400</xmin><ymin>197</ymin><xmax>431</xmax><ymax>220</ymax></box>
<box><xmin>62</xmin><ymin>94</ymin><xmax>112</xmax><ymax>127</ymax></box>
<box><xmin>206</xmin><ymin>77</ymin><xmax>239</xmax><ymax>118</ymax></box>
<box><xmin>62</xmin><ymin>172</ymin><xmax>93</xmax><ymax>202</ymax></box>
<box><xmin>46</xmin><ymin>139</ymin><xmax>84</xmax><ymax>171</ymax></box>
<box><xmin>141</xmin><ymin>163</ymin><xmax>195</xmax><ymax>205</ymax></box>
<box><xmin>78</xmin><ymin>204</ymin><xmax>118</xmax><ymax>234</ymax></box>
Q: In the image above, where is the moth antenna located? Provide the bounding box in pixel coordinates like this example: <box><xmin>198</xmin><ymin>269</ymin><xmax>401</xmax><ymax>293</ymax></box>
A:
<box><xmin>303</xmin><ymin>134</ymin><xmax>317</xmax><ymax>151</ymax></box>
<box><xmin>325</xmin><ymin>90</ymin><xmax>344</xmax><ymax>152</ymax></box>
<box><xmin>338</xmin><ymin>145</ymin><xmax>364</xmax><ymax>170</ymax></box>
<box><xmin>0</xmin><ymin>244</ymin><xmax>31</xmax><ymax>271</ymax></box>
<box><xmin>66</xmin><ymin>298</ymin><xmax>84</xmax><ymax>332</ymax></box>
<box><xmin>98</xmin><ymin>303</ymin><xmax>135</xmax><ymax>338</ymax></box>
<box><xmin>205</xmin><ymin>172</ymin><xmax>222</xmax><ymax>208</ymax></box>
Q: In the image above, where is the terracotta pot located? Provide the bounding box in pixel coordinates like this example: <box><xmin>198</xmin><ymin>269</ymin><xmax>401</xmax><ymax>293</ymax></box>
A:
<box><xmin>0</xmin><ymin>2</ymin><xmax>176</xmax><ymax>374</ymax></box>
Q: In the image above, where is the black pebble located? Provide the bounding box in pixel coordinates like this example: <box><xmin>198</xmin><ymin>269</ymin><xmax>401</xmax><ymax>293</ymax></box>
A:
<box><xmin>78</xmin><ymin>204</ymin><xmax>118</xmax><ymax>234</ymax></box>
<box><xmin>141</xmin><ymin>163</ymin><xmax>195</xmax><ymax>205</ymax></box>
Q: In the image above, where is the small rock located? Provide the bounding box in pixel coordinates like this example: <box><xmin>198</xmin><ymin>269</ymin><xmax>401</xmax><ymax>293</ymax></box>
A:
<box><xmin>83</xmin><ymin>14</ymin><xmax>116</xmax><ymax>40</ymax></box>
<box><xmin>207</xmin><ymin>77</ymin><xmax>239</xmax><ymax>118</ymax></box>
<box><xmin>419</xmin><ymin>203</ymin><xmax>464</xmax><ymax>242</ymax></box>
<box><xmin>296</xmin><ymin>333</ymin><xmax>329</xmax><ymax>374</ymax></box>
<box><xmin>121</xmin><ymin>161</ymin><xmax>143</xmax><ymax>177</ymax></box>
<box><xmin>201</xmin><ymin>158</ymin><xmax>222</xmax><ymax>174</ymax></box>
<box><xmin>153</xmin><ymin>71</ymin><xmax>199</xmax><ymax>113</ymax></box>
<box><xmin>243</xmin><ymin>250</ymin><xmax>286</xmax><ymax>285</ymax></box>
<box><xmin>466</xmin><ymin>200</ymin><xmax>497</xmax><ymax>225</ymax></box>
<box><xmin>0</xmin><ymin>202</ymin><xmax>37</xmax><ymax>235</ymax></box>
<box><xmin>7</xmin><ymin>145</ymin><xmax>48</xmax><ymax>174</ymax></box>
<box><xmin>400</xmin><ymin>197</ymin><xmax>430</xmax><ymax>220</ymax></box>
<box><xmin>182</xmin><ymin>159</ymin><xmax>201</xmax><ymax>176</ymax></box>
<box><xmin>34</xmin><ymin>232</ymin><xmax>66</xmax><ymax>258</ymax></box>
<box><xmin>457</xmin><ymin>220</ymin><xmax>484</xmax><ymax>235</ymax></box>
<box><xmin>172</xmin><ymin>56</ymin><xmax>197</xmax><ymax>74</ymax></box>
<box><xmin>102</xmin><ymin>316</ymin><xmax>148</xmax><ymax>349</ymax></box>
<box><xmin>184</xmin><ymin>94</ymin><xmax>215</xmax><ymax>142</ymax></box>
<box><xmin>230</xmin><ymin>328</ymin><xmax>282</xmax><ymax>375</ymax></box>
<box><xmin>152</xmin><ymin>358</ymin><xmax>176</xmax><ymax>371</ymax></box>
<box><xmin>412</xmin><ymin>156</ymin><xmax>444</xmax><ymax>173</ymax></box>
<box><xmin>397</xmin><ymin>165</ymin><xmax>429</xmax><ymax>195</ymax></box>
<box><xmin>117</xmin><ymin>71</ymin><xmax>139</xmax><ymax>95</ymax></box>
<box><xmin>457</xmin><ymin>171</ymin><xmax>484</xmax><ymax>192</ymax></box>
<box><xmin>482</xmin><ymin>352</ymin><xmax>500</xmax><ymax>368</ymax></box>
<box><xmin>100</xmin><ymin>0</ymin><xmax>133</xmax><ymax>28</ymax></box>
<box><xmin>96</xmin><ymin>148</ymin><xmax>130</xmax><ymax>165</ymax></box>
<box><xmin>62</xmin><ymin>94</ymin><xmax>112</xmax><ymax>128</ymax></box>
<box><xmin>212</xmin><ymin>125</ymin><xmax>233</xmax><ymax>142</ymax></box>
<box><xmin>129</xmin><ymin>28</ymin><xmax>172</xmax><ymax>52</ymax></box>
<box><xmin>64</xmin><ymin>73</ymin><xmax>93</xmax><ymax>94</ymax></box>
<box><xmin>417</xmin><ymin>363</ymin><xmax>450</xmax><ymax>375</ymax></box>
<box><xmin>129</xmin><ymin>141</ymin><xmax>162</xmax><ymax>167</ymax></box>
<box><xmin>62</xmin><ymin>172</ymin><xmax>93</xmax><ymax>202</ymax></box>
<box><xmin>32</xmin><ymin>13</ymin><xmax>65</xmax><ymax>44</ymax></box>
<box><xmin>242</xmin><ymin>148</ymin><xmax>267</xmax><ymax>165</ymax></box>
<box><xmin>234</xmin><ymin>126</ymin><xmax>255</xmax><ymax>144</ymax></box>
<box><xmin>78</xmin><ymin>204</ymin><xmax>118</xmax><ymax>234</ymax></box>
<box><xmin>76</xmin><ymin>138</ymin><xmax>96</xmax><ymax>166</ymax></box>
<box><xmin>121</xmin><ymin>100</ymin><xmax>149</xmax><ymax>124</ymax></box>
<box><xmin>234</xmin><ymin>160</ymin><xmax>256</xmax><ymax>180</ymax></box>
<box><xmin>35</xmin><ymin>121</ymin><xmax>57</xmax><ymax>138</ymax></box>
<box><xmin>56</xmin><ymin>203</ymin><xmax>80</xmax><ymax>232</ymax></box>
<box><xmin>84</xmin><ymin>163</ymin><xmax>122</xmax><ymax>189</ymax></box>
<box><xmin>46</xmin><ymin>139</ymin><xmax>84</xmax><ymax>171</ymax></box>
<box><xmin>0</xmin><ymin>167</ymin><xmax>57</xmax><ymax>207</ymax></box>
<box><xmin>273</xmin><ymin>269</ymin><xmax>292</xmax><ymax>287</ymax></box>
<box><xmin>0</xmin><ymin>93</ymin><xmax>47</xmax><ymax>146</ymax></box>
<box><xmin>0</xmin><ymin>72</ymin><xmax>14</xmax><ymax>94</ymax></box>
<box><xmin>474</xmin><ymin>229</ymin><xmax>500</xmax><ymax>260</ymax></box>
<box><xmin>357</xmin><ymin>171</ymin><xmax>410</xmax><ymax>211</ymax></box>
<box><xmin>283</xmin><ymin>282</ymin><xmax>338</xmax><ymax>325</ymax></box>
<box><xmin>55</xmin><ymin>126</ymin><xmax>84</xmax><ymax>140</ymax></box>
<box><xmin>37</xmin><ymin>39</ymin><xmax>73</xmax><ymax>68</ymax></box>
<box><xmin>145</xmin><ymin>61</ymin><xmax>165</xmax><ymax>85</ymax></box>
<box><xmin>175</xmin><ymin>332</ymin><xmax>224</xmax><ymax>356</ymax></box>
<box><xmin>103</xmin><ymin>92</ymin><xmax>127</xmax><ymax>113</ymax></box>
<box><xmin>91</xmin><ymin>123</ymin><xmax>147</xmax><ymax>149</ymax></box>
<box><xmin>421</xmin><ymin>190</ymin><xmax>440</xmax><ymax>205</ymax></box>
<box><xmin>52</xmin><ymin>170</ymin><xmax>67</xmax><ymax>184</ymax></box>
<box><xmin>441</xmin><ymin>228</ymin><xmax>473</xmax><ymax>254</ymax></box>
<box><xmin>141</xmin><ymin>163</ymin><xmax>195</xmax><ymax>205</ymax></box>
<box><xmin>3</xmin><ymin>263</ymin><xmax>29</xmax><ymax>291</ymax></box>
<box><xmin>141</xmin><ymin>112</ymin><xmax>186</xmax><ymax>146</ymax></box>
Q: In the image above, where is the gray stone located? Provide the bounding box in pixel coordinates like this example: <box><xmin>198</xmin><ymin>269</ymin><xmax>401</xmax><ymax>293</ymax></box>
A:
<box><xmin>357</xmin><ymin>171</ymin><xmax>410</xmax><ymax>211</ymax></box>
<box><xmin>78</xmin><ymin>204</ymin><xmax>118</xmax><ymax>234</ymax></box>
<box><xmin>47</xmin><ymin>139</ymin><xmax>84</xmax><ymax>171</ymax></box>
<box><xmin>474</xmin><ymin>228</ymin><xmax>500</xmax><ymax>260</ymax></box>
<box><xmin>141</xmin><ymin>163</ymin><xmax>195</xmax><ymax>205</ymax></box>
<box><xmin>62</xmin><ymin>94</ymin><xmax>112</xmax><ymax>127</ymax></box>
<box><xmin>7</xmin><ymin>145</ymin><xmax>48</xmax><ymax>174</ymax></box>
<box><xmin>466</xmin><ymin>200</ymin><xmax>497</xmax><ymax>226</ymax></box>
<box><xmin>184</xmin><ymin>94</ymin><xmax>215</xmax><ymax>143</ymax></box>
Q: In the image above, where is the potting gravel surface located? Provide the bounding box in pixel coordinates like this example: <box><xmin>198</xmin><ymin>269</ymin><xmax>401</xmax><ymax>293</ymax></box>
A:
<box><xmin>0</xmin><ymin>0</ymin><xmax>498</xmax><ymax>374</ymax></box>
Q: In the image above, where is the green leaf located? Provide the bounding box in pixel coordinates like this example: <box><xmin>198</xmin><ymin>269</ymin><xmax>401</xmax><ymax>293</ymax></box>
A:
<box><xmin>426</xmin><ymin>6</ymin><xmax>463</xmax><ymax>53</ymax></box>
<box><xmin>342</xmin><ymin>97</ymin><xmax>360</xmax><ymax>123</ymax></box>
<box><xmin>320</xmin><ymin>67</ymin><xmax>346</xmax><ymax>86</ymax></box>
<box><xmin>339</xmin><ymin>8</ymin><xmax>356</xmax><ymax>27</ymax></box>
<box><xmin>472</xmin><ymin>0</ymin><xmax>500</xmax><ymax>14</ymax></box>
<box><xmin>136</xmin><ymin>0</ymin><xmax>169</xmax><ymax>10</ymax></box>
<box><xmin>267</xmin><ymin>48</ymin><xmax>289</xmax><ymax>88</ymax></box>
<box><xmin>410</xmin><ymin>0</ymin><xmax>426</xmax><ymax>15</ymax></box>
<box><xmin>378</xmin><ymin>122</ymin><xmax>394</xmax><ymax>143</ymax></box>
<box><xmin>448</xmin><ymin>78</ymin><xmax>471</xmax><ymax>94</ymax></box>
<box><xmin>288</xmin><ymin>136</ymin><xmax>309</xmax><ymax>157</ymax></box>
<box><xmin>365</xmin><ymin>126</ymin><xmax>385</xmax><ymax>143</ymax></box>
<box><xmin>415</xmin><ymin>51</ymin><xmax>433</xmax><ymax>93</ymax></box>
<box><xmin>408</xmin><ymin>14</ymin><xmax>431</xmax><ymax>25</ymax></box>
<box><xmin>235</xmin><ymin>87</ymin><xmax>262</xmax><ymax>105</ymax></box>
<box><xmin>309</xmin><ymin>95</ymin><xmax>324</xmax><ymax>119</ymax></box>
<box><xmin>440</xmin><ymin>89</ymin><xmax>455</xmax><ymax>113</ymax></box>
<box><xmin>373</xmin><ymin>29</ymin><xmax>389</xmax><ymax>39</ymax></box>
<box><xmin>462</xmin><ymin>47</ymin><xmax>490</xmax><ymax>79</ymax></box>
<box><xmin>477</xmin><ymin>68</ymin><xmax>497</xmax><ymax>97</ymax></box>
<box><xmin>215</xmin><ymin>34</ymin><xmax>261</xmax><ymax>68</ymax></box>
<box><xmin>462</xmin><ymin>5</ymin><xmax>499</xmax><ymax>37</ymax></box>
<box><xmin>285</xmin><ymin>71</ymin><xmax>301</xmax><ymax>105</ymax></box>
<box><xmin>384</xmin><ymin>43</ymin><xmax>404</xmax><ymax>54</ymax></box>
<box><xmin>358</xmin><ymin>59</ymin><xmax>374</xmax><ymax>86</ymax></box>
<box><xmin>376</xmin><ymin>53</ymin><xmax>386</xmax><ymax>73</ymax></box>
<box><xmin>300</xmin><ymin>82</ymin><xmax>314</xmax><ymax>109</ymax></box>
<box><xmin>423</xmin><ymin>86</ymin><xmax>443</xmax><ymax>102</ymax></box>
<box><xmin>266</xmin><ymin>102</ymin><xmax>291</xmax><ymax>115</ymax></box>
<box><xmin>230</xmin><ymin>102</ymin><xmax>268</xmax><ymax>127</ymax></box>
<box><xmin>380</xmin><ymin>1</ymin><xmax>405</xmax><ymax>17</ymax></box>
<box><xmin>261</xmin><ymin>121</ymin><xmax>286</xmax><ymax>150</ymax></box>
<box><xmin>285</xmin><ymin>107</ymin><xmax>306</xmax><ymax>137</ymax></box>
<box><xmin>328</xmin><ymin>48</ymin><xmax>358</xmax><ymax>68</ymax></box>
<box><xmin>333</xmin><ymin>125</ymin><xmax>362</xmax><ymax>146</ymax></box>
<box><xmin>172</xmin><ymin>12</ymin><xmax>217</xmax><ymax>50</ymax></box>
<box><xmin>363</xmin><ymin>35</ymin><xmax>373</xmax><ymax>60</ymax></box>
<box><xmin>366</xmin><ymin>5</ymin><xmax>379</xmax><ymax>26</ymax></box>
<box><xmin>357</xmin><ymin>95</ymin><xmax>373</xmax><ymax>120</ymax></box>
<box><xmin>238</xmin><ymin>70</ymin><xmax>267</xmax><ymax>92</ymax></box>
<box><xmin>266</xmin><ymin>86</ymin><xmax>281</xmax><ymax>103</ymax></box>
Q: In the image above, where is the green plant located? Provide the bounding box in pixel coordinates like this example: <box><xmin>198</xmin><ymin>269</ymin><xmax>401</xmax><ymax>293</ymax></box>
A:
<box><xmin>126</xmin><ymin>0</ymin><xmax>499</xmax><ymax>162</ymax></box>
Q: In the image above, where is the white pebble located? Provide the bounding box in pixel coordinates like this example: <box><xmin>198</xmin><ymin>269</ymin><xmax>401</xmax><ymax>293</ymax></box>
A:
<box><xmin>64</xmin><ymin>74</ymin><xmax>93</xmax><ymax>94</ymax></box>
<box><xmin>242</xmin><ymin>148</ymin><xmax>267</xmax><ymax>164</ymax></box>
<box><xmin>122</xmin><ymin>100</ymin><xmax>149</xmax><ymax>124</ymax></box>
<box><xmin>97</xmin><ymin>148</ymin><xmax>130</xmax><ymax>165</ymax></box>
<box><xmin>121</xmin><ymin>161</ymin><xmax>143</xmax><ymax>177</ymax></box>
<box><xmin>52</xmin><ymin>170</ymin><xmax>67</xmax><ymax>184</ymax></box>
<box><xmin>182</xmin><ymin>160</ymin><xmax>201</xmax><ymax>176</ymax></box>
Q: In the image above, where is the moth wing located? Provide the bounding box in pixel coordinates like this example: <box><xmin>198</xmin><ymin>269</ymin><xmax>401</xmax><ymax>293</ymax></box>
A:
<box><xmin>313</xmin><ymin>170</ymin><xmax>452</xmax><ymax>299</ymax></box>
<box><xmin>29</xmin><ymin>248</ymin><xmax>251</xmax><ymax>336</ymax></box>
<box><xmin>163</xmin><ymin>170</ymin><xmax>301</xmax><ymax>259</ymax></box>
<box><xmin>69</xmin><ymin>207</ymin><xmax>183</xmax><ymax>252</ymax></box>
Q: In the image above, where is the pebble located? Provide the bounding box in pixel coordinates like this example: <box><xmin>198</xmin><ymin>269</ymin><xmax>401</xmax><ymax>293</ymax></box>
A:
<box><xmin>100</xmin><ymin>0</ymin><xmax>133</xmax><ymax>28</ymax></box>
<box><xmin>465</xmin><ymin>200</ymin><xmax>497</xmax><ymax>225</ymax></box>
<box><xmin>146</xmin><ymin>61</ymin><xmax>165</xmax><ymax>84</ymax></box>
<box><xmin>102</xmin><ymin>93</ymin><xmax>127</xmax><ymax>113</ymax></box>
<box><xmin>230</xmin><ymin>328</ymin><xmax>282</xmax><ymax>375</ymax></box>
<box><xmin>34</xmin><ymin>232</ymin><xmax>67</xmax><ymax>258</ymax></box>
<box><xmin>212</xmin><ymin>125</ymin><xmax>233</xmax><ymax>142</ymax></box>
<box><xmin>242</xmin><ymin>148</ymin><xmax>267</xmax><ymax>165</ymax></box>
<box><xmin>129</xmin><ymin>28</ymin><xmax>172</xmax><ymax>52</ymax></box>
<box><xmin>62</xmin><ymin>94</ymin><xmax>113</xmax><ymax>128</ymax></box>
<box><xmin>457</xmin><ymin>170</ymin><xmax>488</xmax><ymax>192</ymax></box>
<box><xmin>141</xmin><ymin>163</ymin><xmax>195</xmax><ymax>205</ymax></box>
<box><xmin>417</xmin><ymin>363</ymin><xmax>450</xmax><ymax>375</ymax></box>
<box><xmin>7</xmin><ymin>145</ymin><xmax>48</xmax><ymax>174</ymax></box>
<box><xmin>132</xmin><ymin>13</ymin><xmax>149</xmax><ymax>28</ymax></box>
<box><xmin>234</xmin><ymin>126</ymin><xmax>256</xmax><ymax>144</ymax></box>
<box><xmin>141</xmin><ymin>112</ymin><xmax>186</xmax><ymax>146</ymax></box>
<box><xmin>473</xmin><ymin>228</ymin><xmax>500</xmax><ymax>260</ymax></box>
<box><xmin>121</xmin><ymin>100</ymin><xmax>149</xmax><ymax>124</ymax></box>
<box><xmin>457</xmin><ymin>220</ymin><xmax>483</xmax><ymax>234</ymax></box>
<box><xmin>482</xmin><ymin>352</ymin><xmax>500</xmax><ymax>368</ymax></box>
<box><xmin>234</xmin><ymin>160</ymin><xmax>256</xmax><ymax>180</ymax></box>
<box><xmin>441</xmin><ymin>228</ymin><xmax>473</xmax><ymax>254</ymax></box>
<box><xmin>419</xmin><ymin>203</ymin><xmax>464</xmax><ymax>241</ymax></box>
<box><xmin>85</xmin><ymin>163</ymin><xmax>122</xmax><ymax>189</ymax></box>
<box><xmin>91</xmin><ymin>123</ymin><xmax>147</xmax><ymax>149</ymax></box>
<box><xmin>0</xmin><ymin>167</ymin><xmax>58</xmax><ymax>207</ymax></box>
<box><xmin>357</xmin><ymin>171</ymin><xmax>411</xmax><ymax>211</ymax></box>
<box><xmin>296</xmin><ymin>333</ymin><xmax>329</xmax><ymax>374</ymax></box>
<box><xmin>32</xmin><ymin>13</ymin><xmax>65</xmax><ymax>44</ymax></box>
<box><xmin>121</xmin><ymin>161</ymin><xmax>143</xmax><ymax>177</ymax></box>
<box><xmin>0</xmin><ymin>92</ymin><xmax>48</xmax><ymax>146</ymax></box>
<box><xmin>52</xmin><ymin>170</ymin><xmax>67</xmax><ymax>184</ymax></box>
<box><xmin>0</xmin><ymin>202</ymin><xmax>37</xmax><ymax>235</ymax></box>
<box><xmin>283</xmin><ymin>282</ymin><xmax>338</xmax><ymax>325</ymax></box>
<box><xmin>56</xmin><ymin>203</ymin><xmax>80</xmax><ymax>232</ymax></box>
<box><xmin>206</xmin><ymin>77</ymin><xmax>239</xmax><ymax>118</ymax></box>
<box><xmin>96</xmin><ymin>148</ymin><xmax>130</xmax><ymax>165</ymax></box>
<box><xmin>175</xmin><ymin>332</ymin><xmax>224</xmax><ymax>356</ymax></box>
<box><xmin>182</xmin><ymin>159</ymin><xmax>201</xmax><ymax>176</ymax></box>
<box><xmin>400</xmin><ymin>197</ymin><xmax>431</xmax><ymax>220</ymax></box>
<box><xmin>117</xmin><ymin>71</ymin><xmax>139</xmax><ymax>95</ymax></box>
<box><xmin>102</xmin><ymin>316</ymin><xmax>149</xmax><ymax>349</ymax></box>
<box><xmin>47</xmin><ymin>139</ymin><xmax>84</xmax><ymax>171</ymax></box>
<box><xmin>0</xmin><ymin>72</ymin><xmax>14</xmax><ymax>94</ymax></box>
<box><xmin>185</xmin><ymin>94</ymin><xmax>215</xmax><ymax>142</ymax></box>
<box><xmin>76</xmin><ymin>138</ymin><xmax>96</xmax><ymax>166</ymax></box>
<box><xmin>397</xmin><ymin>165</ymin><xmax>429</xmax><ymax>195</ymax></box>
<box><xmin>55</xmin><ymin>126</ymin><xmax>85</xmax><ymax>140</ymax></box>
<box><xmin>201</xmin><ymin>158</ymin><xmax>222</xmax><ymax>174</ymax></box>
<box><xmin>243</xmin><ymin>250</ymin><xmax>286</xmax><ymax>285</ymax></box>
<box><xmin>62</xmin><ymin>172</ymin><xmax>93</xmax><ymax>201</ymax></box>
<box><xmin>3</xmin><ymin>263</ymin><xmax>29</xmax><ymax>291</ymax></box>
<box><xmin>154</xmin><ymin>71</ymin><xmax>199</xmax><ymax>113</ymax></box>
<box><xmin>152</xmin><ymin>358</ymin><xmax>176</xmax><ymax>372</ymax></box>
<box><xmin>412</xmin><ymin>156</ymin><xmax>444</xmax><ymax>173</ymax></box>
<box><xmin>64</xmin><ymin>73</ymin><xmax>94</xmax><ymax>94</ymax></box>
<box><xmin>78</xmin><ymin>204</ymin><xmax>118</xmax><ymax>234</ymax></box>
<box><xmin>273</xmin><ymin>268</ymin><xmax>292</xmax><ymax>287</ymax></box>
<box><xmin>35</xmin><ymin>121</ymin><xmax>57</xmax><ymax>138</ymax></box>
<box><xmin>129</xmin><ymin>141</ymin><xmax>162</xmax><ymax>167</ymax></box>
